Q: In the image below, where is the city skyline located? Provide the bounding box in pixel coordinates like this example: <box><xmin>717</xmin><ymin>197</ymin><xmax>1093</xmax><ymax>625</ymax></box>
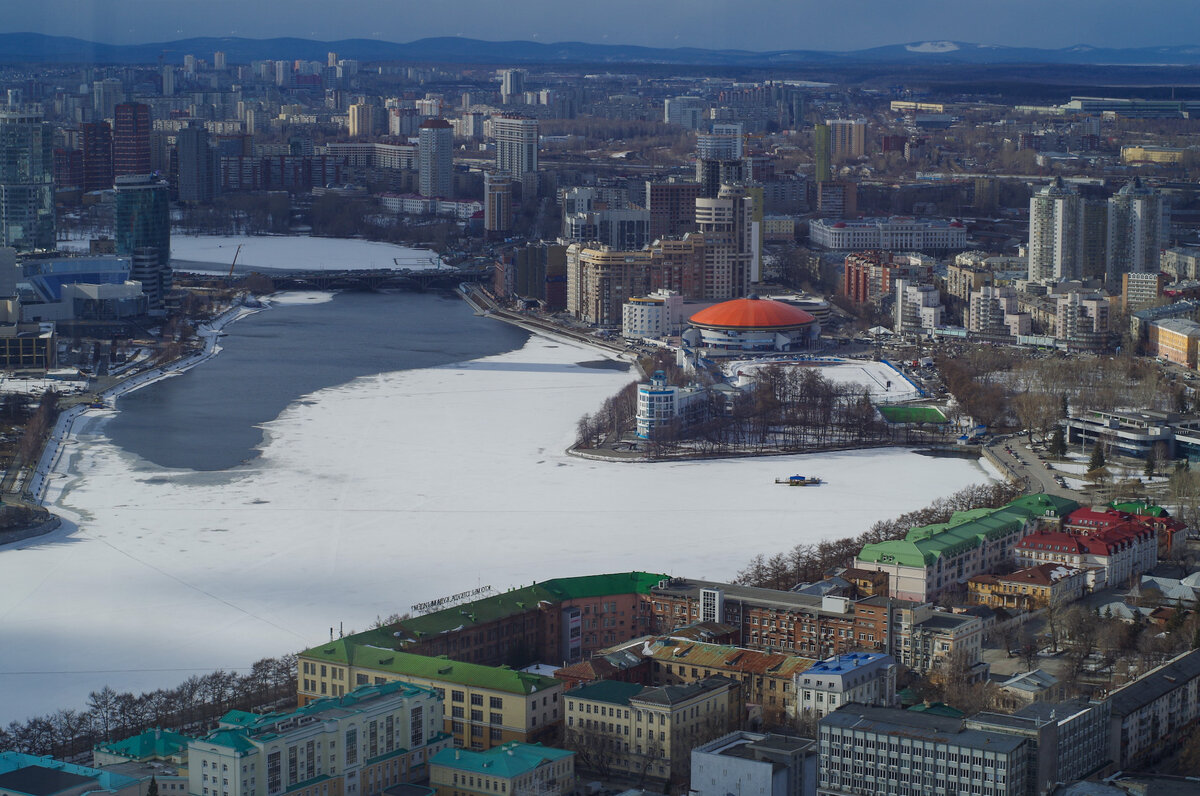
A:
<box><xmin>5</xmin><ymin>0</ymin><xmax>1200</xmax><ymax>52</ymax></box>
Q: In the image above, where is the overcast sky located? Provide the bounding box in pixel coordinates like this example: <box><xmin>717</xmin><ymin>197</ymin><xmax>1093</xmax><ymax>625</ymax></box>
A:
<box><xmin>7</xmin><ymin>0</ymin><xmax>1200</xmax><ymax>51</ymax></box>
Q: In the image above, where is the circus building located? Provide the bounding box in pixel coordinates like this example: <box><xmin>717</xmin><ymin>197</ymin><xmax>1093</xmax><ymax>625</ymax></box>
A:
<box><xmin>684</xmin><ymin>295</ymin><xmax>819</xmax><ymax>353</ymax></box>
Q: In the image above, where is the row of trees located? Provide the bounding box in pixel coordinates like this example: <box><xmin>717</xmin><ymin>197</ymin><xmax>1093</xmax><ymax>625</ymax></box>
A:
<box><xmin>734</xmin><ymin>480</ymin><xmax>1022</xmax><ymax>591</ymax></box>
<box><xmin>0</xmin><ymin>655</ymin><xmax>297</xmax><ymax>761</ymax></box>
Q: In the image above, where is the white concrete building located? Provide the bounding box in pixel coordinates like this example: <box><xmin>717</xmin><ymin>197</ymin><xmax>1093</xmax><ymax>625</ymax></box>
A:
<box><xmin>809</xmin><ymin>217</ymin><xmax>967</xmax><ymax>251</ymax></box>
<box><xmin>622</xmin><ymin>290</ymin><xmax>683</xmax><ymax>339</ymax></box>
<box><xmin>1107</xmin><ymin>649</ymin><xmax>1200</xmax><ymax>768</ymax></box>
<box><xmin>691</xmin><ymin>732</ymin><xmax>817</xmax><ymax>796</ymax></box>
<box><xmin>1107</xmin><ymin>177</ymin><xmax>1167</xmax><ymax>283</ymax></box>
<box><xmin>794</xmin><ymin>653</ymin><xmax>897</xmax><ymax>719</ymax></box>
<box><xmin>969</xmin><ymin>285</ymin><xmax>1031</xmax><ymax>337</ymax></box>
<box><xmin>1028</xmin><ymin>177</ymin><xmax>1083</xmax><ymax>281</ymax></box>
<box><xmin>893</xmin><ymin>278</ymin><xmax>944</xmax><ymax>334</ymax></box>
<box><xmin>635</xmin><ymin>370</ymin><xmax>707</xmax><ymax>439</ymax></box>
<box><xmin>417</xmin><ymin>119</ymin><xmax>453</xmax><ymax>199</ymax></box>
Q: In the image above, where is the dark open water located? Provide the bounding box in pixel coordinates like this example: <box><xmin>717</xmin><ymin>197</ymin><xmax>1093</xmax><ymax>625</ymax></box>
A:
<box><xmin>106</xmin><ymin>292</ymin><xmax>530</xmax><ymax>470</ymax></box>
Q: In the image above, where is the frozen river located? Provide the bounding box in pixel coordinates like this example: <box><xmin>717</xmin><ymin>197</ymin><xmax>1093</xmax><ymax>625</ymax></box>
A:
<box><xmin>0</xmin><ymin>292</ymin><xmax>996</xmax><ymax>723</ymax></box>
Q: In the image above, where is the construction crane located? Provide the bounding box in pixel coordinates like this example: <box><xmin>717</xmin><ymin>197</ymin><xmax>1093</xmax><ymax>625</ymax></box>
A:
<box><xmin>226</xmin><ymin>244</ymin><xmax>243</xmax><ymax>285</ymax></box>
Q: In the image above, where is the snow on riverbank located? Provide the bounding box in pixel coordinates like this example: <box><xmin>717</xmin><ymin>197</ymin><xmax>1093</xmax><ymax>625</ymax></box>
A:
<box><xmin>0</xmin><ymin>334</ymin><xmax>994</xmax><ymax>723</ymax></box>
<box><xmin>170</xmin><ymin>235</ymin><xmax>444</xmax><ymax>272</ymax></box>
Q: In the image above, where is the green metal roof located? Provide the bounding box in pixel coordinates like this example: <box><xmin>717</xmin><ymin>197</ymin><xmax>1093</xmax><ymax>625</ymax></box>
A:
<box><xmin>200</xmin><ymin>731</ymin><xmax>257</xmax><ymax>753</ymax></box>
<box><xmin>1109</xmin><ymin>499</ymin><xmax>1168</xmax><ymax>517</ymax></box>
<box><xmin>298</xmin><ymin>642</ymin><xmax>559</xmax><ymax>696</ymax></box>
<box><xmin>395</xmin><ymin>572</ymin><xmax>667</xmax><ymax>639</ymax></box>
<box><xmin>94</xmin><ymin>728</ymin><xmax>193</xmax><ymax>759</ymax></box>
<box><xmin>430</xmin><ymin>743</ymin><xmax>573</xmax><ymax>778</ymax></box>
<box><xmin>857</xmin><ymin>494</ymin><xmax>1079</xmax><ymax>567</ymax></box>
<box><xmin>563</xmin><ymin>680</ymin><xmax>644</xmax><ymax>707</ymax></box>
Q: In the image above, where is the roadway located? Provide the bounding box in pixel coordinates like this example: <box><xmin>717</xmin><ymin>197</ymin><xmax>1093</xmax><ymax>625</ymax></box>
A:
<box><xmin>983</xmin><ymin>437</ymin><xmax>1080</xmax><ymax>501</ymax></box>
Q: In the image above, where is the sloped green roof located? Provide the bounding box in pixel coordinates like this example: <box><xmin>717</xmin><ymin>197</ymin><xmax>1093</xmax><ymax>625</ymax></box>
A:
<box><xmin>430</xmin><ymin>743</ymin><xmax>573</xmax><ymax>778</ymax></box>
<box><xmin>1110</xmin><ymin>499</ymin><xmax>1168</xmax><ymax>517</ymax></box>
<box><xmin>201</xmin><ymin>731</ymin><xmax>256</xmax><ymax>753</ymax></box>
<box><xmin>219</xmin><ymin>711</ymin><xmax>260</xmax><ymax>728</ymax></box>
<box><xmin>299</xmin><ymin>642</ymin><xmax>559</xmax><ymax>696</ymax></box>
<box><xmin>94</xmin><ymin>728</ymin><xmax>193</xmax><ymax>759</ymax></box>
<box><xmin>396</xmin><ymin>572</ymin><xmax>667</xmax><ymax>639</ymax></box>
<box><xmin>857</xmin><ymin>494</ymin><xmax>1079</xmax><ymax>567</ymax></box>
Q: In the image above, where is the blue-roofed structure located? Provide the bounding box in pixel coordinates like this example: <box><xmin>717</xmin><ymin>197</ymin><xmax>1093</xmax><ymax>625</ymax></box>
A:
<box><xmin>0</xmin><ymin>752</ymin><xmax>141</xmax><ymax>796</ymax></box>
<box><xmin>18</xmin><ymin>257</ymin><xmax>131</xmax><ymax>303</ymax></box>
<box><xmin>796</xmin><ymin>652</ymin><xmax>897</xmax><ymax>718</ymax></box>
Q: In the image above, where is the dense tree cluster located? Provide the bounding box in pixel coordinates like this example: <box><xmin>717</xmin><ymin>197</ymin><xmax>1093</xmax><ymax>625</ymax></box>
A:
<box><xmin>734</xmin><ymin>481</ymin><xmax>1021</xmax><ymax>591</ymax></box>
<box><xmin>0</xmin><ymin>655</ymin><xmax>297</xmax><ymax>760</ymax></box>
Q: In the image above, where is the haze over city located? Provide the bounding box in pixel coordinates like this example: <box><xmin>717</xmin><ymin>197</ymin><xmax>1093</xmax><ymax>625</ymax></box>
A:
<box><xmin>5</xmin><ymin>0</ymin><xmax>1200</xmax><ymax>51</ymax></box>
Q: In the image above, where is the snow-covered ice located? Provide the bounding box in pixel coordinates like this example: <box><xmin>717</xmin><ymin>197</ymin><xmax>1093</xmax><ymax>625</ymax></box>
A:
<box><xmin>169</xmin><ymin>235</ymin><xmax>445</xmax><ymax>272</ymax></box>
<box><xmin>729</xmin><ymin>358</ymin><xmax>922</xmax><ymax>403</ymax></box>
<box><xmin>0</xmin><ymin>334</ymin><xmax>994</xmax><ymax>723</ymax></box>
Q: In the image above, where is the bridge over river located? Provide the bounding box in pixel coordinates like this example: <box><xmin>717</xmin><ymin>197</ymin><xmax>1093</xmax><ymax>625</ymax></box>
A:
<box><xmin>177</xmin><ymin>264</ymin><xmax>492</xmax><ymax>292</ymax></box>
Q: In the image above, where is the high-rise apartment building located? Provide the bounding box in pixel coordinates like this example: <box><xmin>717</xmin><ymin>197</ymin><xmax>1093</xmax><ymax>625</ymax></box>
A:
<box><xmin>112</xmin><ymin>102</ymin><xmax>151</xmax><ymax>177</ymax></box>
<box><xmin>176</xmin><ymin>122</ymin><xmax>216</xmax><ymax>203</ymax></box>
<box><xmin>1028</xmin><ymin>176</ymin><xmax>1083</xmax><ymax>282</ymax></box>
<box><xmin>813</xmin><ymin>123</ymin><xmax>831</xmax><ymax>182</ymax></box>
<box><xmin>1107</xmin><ymin>177</ymin><xmax>1166</xmax><ymax>283</ymax></box>
<box><xmin>92</xmin><ymin>78</ymin><xmax>124</xmax><ymax>119</ymax></box>
<box><xmin>826</xmin><ymin>118</ymin><xmax>866</xmax><ymax>160</ymax></box>
<box><xmin>645</xmin><ymin>180</ymin><xmax>702</xmax><ymax>238</ymax></box>
<box><xmin>0</xmin><ymin>110</ymin><xmax>54</xmax><ymax>251</ymax></box>
<box><xmin>484</xmin><ymin>172</ymin><xmax>513</xmax><ymax>237</ymax></box>
<box><xmin>348</xmin><ymin>103</ymin><xmax>373</xmax><ymax>138</ymax></box>
<box><xmin>213</xmin><ymin>51</ymin><xmax>226</xmax><ymax>70</ymax></box>
<box><xmin>160</xmin><ymin>66</ymin><xmax>174</xmax><ymax>97</ymax></box>
<box><xmin>81</xmin><ymin>121</ymin><xmax>114</xmax><ymax>192</ymax></box>
<box><xmin>695</xmin><ymin>126</ymin><xmax>745</xmax><ymax>198</ymax></box>
<box><xmin>664</xmin><ymin>96</ymin><xmax>706</xmax><ymax>129</ymax></box>
<box><xmin>115</xmin><ymin>174</ymin><xmax>171</xmax><ymax>308</ymax></box>
<box><xmin>417</xmin><ymin>118</ymin><xmax>453</xmax><ymax>199</ymax></box>
<box><xmin>492</xmin><ymin>115</ymin><xmax>538</xmax><ymax>177</ymax></box>
<box><xmin>499</xmin><ymin>69</ymin><xmax>525</xmax><ymax>104</ymax></box>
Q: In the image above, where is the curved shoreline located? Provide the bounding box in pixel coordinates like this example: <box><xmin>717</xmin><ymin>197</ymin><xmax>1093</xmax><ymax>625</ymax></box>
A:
<box><xmin>26</xmin><ymin>301</ymin><xmax>264</xmax><ymax>511</ymax></box>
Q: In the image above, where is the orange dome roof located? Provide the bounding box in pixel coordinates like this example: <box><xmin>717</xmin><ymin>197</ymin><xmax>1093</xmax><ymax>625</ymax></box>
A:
<box><xmin>689</xmin><ymin>296</ymin><xmax>816</xmax><ymax>329</ymax></box>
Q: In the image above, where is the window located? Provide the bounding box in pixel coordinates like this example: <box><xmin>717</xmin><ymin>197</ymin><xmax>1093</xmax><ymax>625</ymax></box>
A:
<box><xmin>453</xmin><ymin>706</ymin><xmax>464</xmax><ymax>718</ymax></box>
<box><xmin>471</xmin><ymin>694</ymin><xmax>484</xmax><ymax>706</ymax></box>
<box><xmin>411</xmin><ymin>706</ymin><xmax>424</xmax><ymax>747</ymax></box>
<box><xmin>490</xmin><ymin>713</ymin><xmax>503</xmax><ymax>725</ymax></box>
<box><xmin>267</xmin><ymin>752</ymin><xmax>281</xmax><ymax>794</ymax></box>
<box><xmin>452</xmin><ymin>690</ymin><xmax>465</xmax><ymax>702</ymax></box>
<box><xmin>490</xmin><ymin>696</ymin><xmax>503</xmax><ymax>709</ymax></box>
<box><xmin>345</xmin><ymin>729</ymin><xmax>357</xmax><ymax>765</ymax></box>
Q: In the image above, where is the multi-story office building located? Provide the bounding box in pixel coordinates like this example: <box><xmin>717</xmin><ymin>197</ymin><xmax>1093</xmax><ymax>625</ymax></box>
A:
<box><xmin>622</xmin><ymin>289</ymin><xmax>683</xmax><ymax>340</ymax></box>
<box><xmin>1149</xmin><ymin>317</ymin><xmax>1200</xmax><ymax>367</ymax></box>
<box><xmin>417</xmin><ymin>119</ymin><xmax>453</xmax><ymax>199</ymax></box>
<box><xmin>1028</xmin><ymin>177</ymin><xmax>1083</xmax><ymax>281</ymax></box>
<box><xmin>696</xmin><ymin>185</ymin><xmax>755</xmax><ymax>296</ymax></box>
<box><xmin>81</xmin><ymin>121</ymin><xmax>114</xmax><ymax>192</ymax></box>
<box><xmin>176</xmin><ymin>122</ymin><xmax>216</xmax><ymax>203</ymax></box>
<box><xmin>966</xmin><ymin>700</ymin><xmax>1110</xmax><ymax>794</ymax></box>
<box><xmin>0</xmin><ymin>110</ymin><xmax>54</xmax><ymax>251</ymax></box>
<box><xmin>1122</xmin><ymin>270</ymin><xmax>1166</xmax><ymax>312</ymax></box>
<box><xmin>645</xmin><ymin>181</ymin><xmax>702</xmax><ymax>238</ymax></box>
<box><xmin>810</xmin><ymin>217</ymin><xmax>966</xmax><ymax>251</ymax></box>
<box><xmin>430</xmin><ymin>742</ymin><xmax>574</xmax><ymax>796</ymax></box>
<box><xmin>817</xmin><ymin>705</ymin><xmax>1031</xmax><ymax>796</ymax></box>
<box><xmin>114</xmin><ymin>174</ymin><xmax>171</xmax><ymax>307</ymax></box>
<box><xmin>563</xmin><ymin>678</ymin><xmax>738</xmax><ymax>787</ymax></box>
<box><xmin>113</xmin><ymin>102</ymin><xmax>151</xmax><ymax>177</ymax></box>
<box><xmin>825</xmin><ymin>119</ymin><xmax>866</xmax><ymax>160</ymax></box>
<box><xmin>189</xmin><ymin>681</ymin><xmax>449</xmax><ymax>796</ymax></box>
<box><xmin>691</xmin><ymin>732</ymin><xmax>817</xmax><ymax>796</ymax></box>
<box><xmin>695</xmin><ymin>127</ymin><xmax>745</xmax><ymax>198</ymax></box>
<box><xmin>1107</xmin><ymin>177</ymin><xmax>1166</xmax><ymax>283</ymax></box>
<box><xmin>492</xmin><ymin>116</ymin><xmax>538</xmax><ymax>178</ymax></box>
<box><xmin>794</xmin><ymin>653</ymin><xmax>896</xmax><ymax>719</ymax></box>
<box><xmin>296</xmin><ymin>648</ymin><xmax>562</xmax><ymax>752</ymax></box>
<box><xmin>1106</xmin><ymin>649</ymin><xmax>1200</xmax><ymax>769</ymax></box>
<box><xmin>856</xmin><ymin>494</ymin><xmax>1079</xmax><ymax>603</ymax></box>
<box><xmin>1162</xmin><ymin>248</ymin><xmax>1200</xmax><ymax>281</ymax></box>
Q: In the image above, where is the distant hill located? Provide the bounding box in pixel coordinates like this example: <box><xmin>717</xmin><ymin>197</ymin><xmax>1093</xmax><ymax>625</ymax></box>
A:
<box><xmin>5</xmin><ymin>32</ymin><xmax>1200</xmax><ymax>67</ymax></box>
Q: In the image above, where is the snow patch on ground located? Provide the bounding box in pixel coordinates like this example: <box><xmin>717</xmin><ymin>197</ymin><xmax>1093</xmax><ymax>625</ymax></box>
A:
<box><xmin>0</xmin><ymin>335</ymin><xmax>994</xmax><ymax>723</ymax></box>
<box><xmin>729</xmin><ymin>358</ymin><xmax>921</xmax><ymax>403</ymax></box>
<box><xmin>170</xmin><ymin>235</ymin><xmax>444</xmax><ymax>272</ymax></box>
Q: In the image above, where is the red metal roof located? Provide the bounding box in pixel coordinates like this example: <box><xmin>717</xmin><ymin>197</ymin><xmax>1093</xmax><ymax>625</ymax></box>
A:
<box><xmin>689</xmin><ymin>297</ymin><xmax>816</xmax><ymax>330</ymax></box>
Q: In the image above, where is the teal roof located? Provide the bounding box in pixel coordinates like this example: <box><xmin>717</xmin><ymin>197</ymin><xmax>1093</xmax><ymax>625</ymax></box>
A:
<box><xmin>396</xmin><ymin>572</ymin><xmax>667</xmax><ymax>639</ymax></box>
<box><xmin>0</xmin><ymin>752</ymin><xmax>140</xmax><ymax>792</ymax></box>
<box><xmin>94</xmin><ymin>728</ymin><xmax>193</xmax><ymax>760</ymax></box>
<box><xmin>298</xmin><ymin>644</ymin><xmax>559</xmax><ymax>696</ymax></box>
<box><xmin>857</xmin><ymin>494</ymin><xmax>1079</xmax><ymax>568</ymax></box>
<box><xmin>430</xmin><ymin>743</ymin><xmax>573</xmax><ymax>778</ymax></box>
<box><xmin>199</xmin><ymin>731</ymin><xmax>256</xmax><ymax>753</ymax></box>
<box><xmin>564</xmin><ymin>680</ymin><xmax>644</xmax><ymax>706</ymax></box>
<box><xmin>218</xmin><ymin>711</ymin><xmax>260</xmax><ymax>728</ymax></box>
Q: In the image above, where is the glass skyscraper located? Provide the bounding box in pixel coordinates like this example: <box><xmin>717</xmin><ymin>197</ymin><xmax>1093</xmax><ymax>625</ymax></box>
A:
<box><xmin>0</xmin><ymin>110</ymin><xmax>55</xmax><ymax>251</ymax></box>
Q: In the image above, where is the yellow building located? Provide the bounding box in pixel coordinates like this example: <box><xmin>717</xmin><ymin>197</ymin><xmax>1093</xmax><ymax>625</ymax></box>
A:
<box><xmin>562</xmin><ymin>677</ymin><xmax>738</xmax><ymax>787</ymax></box>
<box><xmin>298</xmin><ymin>640</ymin><xmax>563</xmax><ymax>752</ymax></box>
<box><xmin>429</xmin><ymin>742</ymin><xmax>574</xmax><ymax>796</ymax></box>
<box><xmin>967</xmin><ymin>563</ymin><xmax>1086</xmax><ymax>612</ymax></box>
<box><xmin>1121</xmin><ymin>145</ymin><xmax>1186</xmax><ymax>164</ymax></box>
<box><xmin>1148</xmin><ymin>318</ymin><xmax>1200</xmax><ymax>368</ymax></box>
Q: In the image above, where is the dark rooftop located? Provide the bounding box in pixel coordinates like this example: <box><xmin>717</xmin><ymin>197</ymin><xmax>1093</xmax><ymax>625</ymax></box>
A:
<box><xmin>0</xmin><ymin>767</ymin><xmax>96</xmax><ymax>796</ymax></box>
